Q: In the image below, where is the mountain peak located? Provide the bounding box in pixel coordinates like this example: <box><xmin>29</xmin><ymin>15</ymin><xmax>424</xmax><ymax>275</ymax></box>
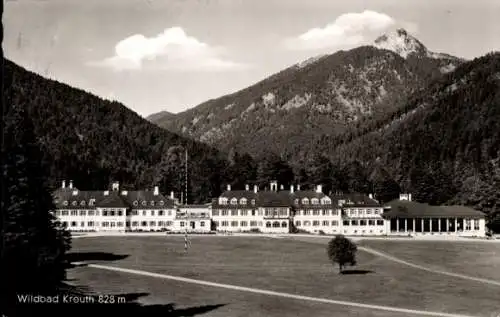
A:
<box><xmin>373</xmin><ymin>28</ymin><xmax>427</xmax><ymax>58</ymax></box>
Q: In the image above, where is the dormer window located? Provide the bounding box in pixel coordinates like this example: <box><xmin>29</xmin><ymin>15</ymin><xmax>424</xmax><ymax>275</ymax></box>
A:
<box><xmin>72</xmin><ymin>201</ymin><xmax>77</xmax><ymax>206</ymax></box>
<box><xmin>142</xmin><ymin>201</ymin><xmax>147</xmax><ymax>206</ymax></box>
<box><xmin>323</xmin><ymin>198</ymin><xmax>331</xmax><ymax>204</ymax></box>
<box><xmin>294</xmin><ymin>199</ymin><xmax>299</xmax><ymax>205</ymax></box>
<box><xmin>251</xmin><ymin>199</ymin><xmax>256</xmax><ymax>205</ymax></box>
<box><xmin>133</xmin><ymin>201</ymin><xmax>138</xmax><ymax>206</ymax></box>
<box><xmin>89</xmin><ymin>199</ymin><xmax>95</xmax><ymax>206</ymax></box>
<box><xmin>240</xmin><ymin>198</ymin><xmax>247</xmax><ymax>205</ymax></box>
<box><xmin>219</xmin><ymin>197</ymin><xmax>228</xmax><ymax>205</ymax></box>
<box><xmin>63</xmin><ymin>201</ymin><xmax>68</xmax><ymax>206</ymax></box>
<box><xmin>230</xmin><ymin>198</ymin><xmax>238</xmax><ymax>205</ymax></box>
<box><xmin>80</xmin><ymin>201</ymin><xmax>86</xmax><ymax>206</ymax></box>
<box><xmin>150</xmin><ymin>201</ymin><xmax>154</xmax><ymax>206</ymax></box>
<box><xmin>159</xmin><ymin>201</ymin><xmax>164</xmax><ymax>206</ymax></box>
<box><xmin>311</xmin><ymin>198</ymin><xmax>319</xmax><ymax>205</ymax></box>
<box><xmin>302</xmin><ymin>198</ymin><xmax>309</xmax><ymax>205</ymax></box>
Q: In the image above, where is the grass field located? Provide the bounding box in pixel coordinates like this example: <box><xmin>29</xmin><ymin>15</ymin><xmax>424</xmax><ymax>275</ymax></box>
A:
<box><xmin>65</xmin><ymin>236</ymin><xmax>500</xmax><ymax>317</ymax></box>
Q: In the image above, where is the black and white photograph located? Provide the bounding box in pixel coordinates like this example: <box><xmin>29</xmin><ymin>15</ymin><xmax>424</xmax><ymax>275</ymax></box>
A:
<box><xmin>2</xmin><ymin>0</ymin><xmax>500</xmax><ymax>316</ymax></box>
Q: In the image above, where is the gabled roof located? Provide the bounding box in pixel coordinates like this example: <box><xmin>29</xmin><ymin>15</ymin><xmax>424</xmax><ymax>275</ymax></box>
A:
<box><xmin>332</xmin><ymin>193</ymin><xmax>381</xmax><ymax>208</ymax></box>
<box><xmin>383</xmin><ymin>200</ymin><xmax>486</xmax><ymax>219</ymax></box>
<box><xmin>257</xmin><ymin>191</ymin><xmax>292</xmax><ymax>207</ymax></box>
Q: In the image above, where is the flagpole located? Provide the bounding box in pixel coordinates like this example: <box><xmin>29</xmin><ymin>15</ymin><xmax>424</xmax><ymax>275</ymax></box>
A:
<box><xmin>185</xmin><ymin>148</ymin><xmax>188</xmax><ymax>206</ymax></box>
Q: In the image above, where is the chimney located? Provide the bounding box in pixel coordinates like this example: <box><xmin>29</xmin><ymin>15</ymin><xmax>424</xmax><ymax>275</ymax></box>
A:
<box><xmin>154</xmin><ymin>186</ymin><xmax>159</xmax><ymax>196</ymax></box>
<box><xmin>254</xmin><ymin>185</ymin><xmax>258</xmax><ymax>193</ymax></box>
<box><xmin>245</xmin><ymin>184</ymin><xmax>250</xmax><ymax>191</ymax></box>
<box><xmin>297</xmin><ymin>184</ymin><xmax>301</xmax><ymax>191</ymax></box>
<box><xmin>290</xmin><ymin>185</ymin><xmax>294</xmax><ymax>194</ymax></box>
<box><xmin>227</xmin><ymin>184</ymin><xmax>231</xmax><ymax>191</ymax></box>
<box><xmin>112</xmin><ymin>182</ymin><xmax>119</xmax><ymax>191</ymax></box>
<box><xmin>369</xmin><ymin>193</ymin><xmax>373</xmax><ymax>199</ymax></box>
<box><xmin>62</xmin><ymin>180</ymin><xmax>66</xmax><ymax>189</ymax></box>
<box><xmin>170</xmin><ymin>191</ymin><xmax>175</xmax><ymax>199</ymax></box>
<box><xmin>69</xmin><ymin>180</ymin><xmax>73</xmax><ymax>189</ymax></box>
<box><xmin>316</xmin><ymin>185</ymin><xmax>322</xmax><ymax>193</ymax></box>
<box><xmin>104</xmin><ymin>190</ymin><xmax>109</xmax><ymax>196</ymax></box>
<box><xmin>121</xmin><ymin>190</ymin><xmax>128</xmax><ymax>196</ymax></box>
<box><xmin>72</xmin><ymin>190</ymin><xmax>78</xmax><ymax>196</ymax></box>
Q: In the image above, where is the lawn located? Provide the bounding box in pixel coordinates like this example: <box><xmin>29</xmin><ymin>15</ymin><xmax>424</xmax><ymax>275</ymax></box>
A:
<box><xmin>357</xmin><ymin>239</ymin><xmax>500</xmax><ymax>281</ymax></box>
<box><xmin>66</xmin><ymin>236</ymin><xmax>500</xmax><ymax>317</ymax></box>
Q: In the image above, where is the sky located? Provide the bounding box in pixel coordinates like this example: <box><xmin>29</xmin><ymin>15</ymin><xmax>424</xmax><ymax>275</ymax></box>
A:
<box><xmin>4</xmin><ymin>0</ymin><xmax>500</xmax><ymax>117</ymax></box>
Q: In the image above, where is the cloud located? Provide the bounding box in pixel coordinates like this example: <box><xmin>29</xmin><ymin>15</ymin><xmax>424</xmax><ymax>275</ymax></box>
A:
<box><xmin>87</xmin><ymin>27</ymin><xmax>248</xmax><ymax>72</ymax></box>
<box><xmin>284</xmin><ymin>10</ymin><xmax>396</xmax><ymax>51</ymax></box>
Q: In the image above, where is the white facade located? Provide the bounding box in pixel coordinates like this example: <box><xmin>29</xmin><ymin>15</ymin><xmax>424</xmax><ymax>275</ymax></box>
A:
<box><xmin>340</xmin><ymin>206</ymin><xmax>387</xmax><ymax>236</ymax></box>
<box><xmin>294</xmin><ymin>208</ymin><xmax>342</xmax><ymax>234</ymax></box>
<box><xmin>173</xmin><ymin>205</ymin><xmax>212</xmax><ymax>232</ymax></box>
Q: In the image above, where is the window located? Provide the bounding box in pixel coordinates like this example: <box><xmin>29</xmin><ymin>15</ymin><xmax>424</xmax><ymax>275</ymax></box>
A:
<box><xmin>133</xmin><ymin>201</ymin><xmax>138</xmax><ymax>206</ymax></box>
<box><xmin>63</xmin><ymin>201</ymin><xmax>68</xmax><ymax>206</ymax></box>
<box><xmin>150</xmin><ymin>201</ymin><xmax>154</xmax><ymax>206</ymax></box>
<box><xmin>351</xmin><ymin>220</ymin><xmax>358</xmax><ymax>226</ymax></box>
<box><xmin>80</xmin><ymin>222</ymin><xmax>85</xmax><ymax>227</ymax></box>
<box><xmin>71</xmin><ymin>211</ymin><xmax>78</xmax><ymax>216</ymax></box>
<box><xmin>141</xmin><ymin>221</ymin><xmax>147</xmax><ymax>227</ymax></box>
<box><xmin>80</xmin><ymin>201</ymin><xmax>86</xmax><ymax>206</ymax></box>
<box><xmin>281</xmin><ymin>222</ymin><xmax>287</xmax><ymax>228</ymax></box>
<box><xmin>166</xmin><ymin>221</ymin><xmax>173</xmax><ymax>226</ymax></box>
<box><xmin>222</xmin><ymin>210</ymin><xmax>228</xmax><ymax>216</ymax></box>
<box><xmin>95</xmin><ymin>211</ymin><xmax>100</xmax><ymax>216</ymax></box>
<box><xmin>168</xmin><ymin>210</ymin><xmax>172</xmax><ymax>216</ymax></box>
<box><xmin>311</xmin><ymin>198</ymin><xmax>319</xmax><ymax>205</ymax></box>
<box><xmin>313</xmin><ymin>221</ymin><xmax>320</xmax><ymax>226</ymax></box>
<box><xmin>331</xmin><ymin>220</ymin><xmax>338</xmax><ymax>226</ymax></box>
<box><xmin>279</xmin><ymin>209</ymin><xmax>287</xmax><ymax>217</ymax></box>
<box><xmin>132</xmin><ymin>221</ymin><xmax>139</xmax><ymax>227</ymax></box>
<box><xmin>151</xmin><ymin>210</ymin><xmax>155</xmax><ymax>216</ymax></box>
<box><xmin>212</xmin><ymin>210</ymin><xmax>219</xmax><ymax>216</ymax></box>
<box><xmin>214</xmin><ymin>221</ymin><xmax>220</xmax><ymax>227</ymax></box>
<box><xmin>180</xmin><ymin>222</ymin><xmax>185</xmax><ymax>227</ymax></box>
<box><xmin>110</xmin><ymin>222</ymin><xmax>116</xmax><ymax>228</ymax></box>
<box><xmin>323</xmin><ymin>198</ymin><xmax>331</xmax><ymax>204</ymax></box>
<box><xmin>142</xmin><ymin>210</ymin><xmax>147</xmax><ymax>216</ymax></box>
<box><xmin>343</xmin><ymin>220</ymin><xmax>350</xmax><ymax>226</ymax></box>
<box><xmin>102</xmin><ymin>222</ymin><xmax>109</xmax><ymax>227</ymax></box>
<box><xmin>304</xmin><ymin>210</ymin><xmax>311</xmax><ymax>216</ymax></box>
<box><xmin>250</xmin><ymin>221</ymin><xmax>257</xmax><ymax>227</ymax></box>
<box><xmin>313</xmin><ymin>210</ymin><xmax>319</xmax><ymax>216</ymax></box>
<box><xmin>322</xmin><ymin>210</ymin><xmax>329</xmax><ymax>216</ymax></box>
<box><xmin>117</xmin><ymin>222</ymin><xmax>124</xmax><ymax>227</ymax></box>
<box><xmin>240</xmin><ymin>221</ymin><xmax>248</xmax><ymax>227</ymax></box>
<box><xmin>142</xmin><ymin>201</ymin><xmax>147</xmax><ymax>206</ymax></box>
<box><xmin>150</xmin><ymin>221</ymin><xmax>156</xmax><ymax>226</ymax></box>
<box><xmin>126</xmin><ymin>221</ymin><xmax>131</xmax><ymax>227</ymax></box>
<box><xmin>159</xmin><ymin>201</ymin><xmax>164</xmax><ymax>206</ymax></box>
<box><xmin>295</xmin><ymin>221</ymin><xmax>301</xmax><ymax>226</ymax></box>
<box><xmin>230</xmin><ymin>198</ymin><xmax>238</xmax><ymax>205</ymax></box>
<box><xmin>240</xmin><ymin>198</ymin><xmax>247</xmax><ymax>205</ymax></box>
<box><xmin>118</xmin><ymin>210</ymin><xmax>123</xmax><ymax>216</ymax></box>
<box><xmin>258</xmin><ymin>221</ymin><xmax>263</xmax><ymax>226</ymax></box>
<box><xmin>294</xmin><ymin>199</ymin><xmax>299</xmax><ymax>205</ymax></box>
<box><xmin>79</xmin><ymin>210</ymin><xmax>86</xmax><ymax>216</ymax></box>
<box><xmin>241</xmin><ymin>210</ymin><xmax>248</xmax><ymax>216</ymax></box>
<box><xmin>87</xmin><ymin>221</ymin><xmax>94</xmax><ymax>227</ymax></box>
<box><xmin>200</xmin><ymin>222</ymin><xmax>205</xmax><ymax>227</ymax></box>
<box><xmin>376</xmin><ymin>220</ymin><xmax>384</xmax><ymax>226</ymax></box>
<box><xmin>368</xmin><ymin>220</ymin><xmax>375</xmax><ymax>226</ymax></box>
<box><xmin>266</xmin><ymin>222</ymin><xmax>271</xmax><ymax>228</ymax></box>
<box><xmin>158</xmin><ymin>210</ymin><xmax>164</xmax><ymax>216</ymax></box>
<box><xmin>303</xmin><ymin>221</ymin><xmax>311</xmax><ymax>226</ymax></box>
<box><xmin>88</xmin><ymin>210</ymin><xmax>95</xmax><ymax>216</ymax></box>
<box><xmin>231</xmin><ymin>210</ymin><xmax>238</xmax><ymax>216</ymax></box>
<box><xmin>61</xmin><ymin>210</ymin><xmax>68</xmax><ymax>216</ymax></box>
<box><xmin>110</xmin><ymin>210</ymin><xmax>115</xmax><ymax>216</ymax></box>
<box><xmin>231</xmin><ymin>221</ymin><xmax>238</xmax><ymax>227</ymax></box>
<box><xmin>251</xmin><ymin>199</ymin><xmax>256</xmax><ymax>205</ymax></box>
<box><xmin>465</xmin><ymin>219</ymin><xmax>472</xmax><ymax>230</ymax></box>
<box><xmin>367</xmin><ymin>209</ymin><xmax>372</xmax><ymax>214</ymax></box>
<box><xmin>62</xmin><ymin>221</ymin><xmax>68</xmax><ymax>227</ymax></box>
<box><xmin>360</xmin><ymin>220</ymin><xmax>367</xmax><ymax>226</ymax></box>
<box><xmin>302</xmin><ymin>198</ymin><xmax>309</xmax><ymax>205</ymax></box>
<box><xmin>89</xmin><ymin>199</ymin><xmax>95</xmax><ymax>206</ymax></box>
<box><xmin>72</xmin><ymin>201</ymin><xmax>77</xmax><ymax>206</ymax></box>
<box><xmin>474</xmin><ymin>219</ymin><xmax>480</xmax><ymax>230</ymax></box>
<box><xmin>272</xmin><ymin>221</ymin><xmax>280</xmax><ymax>228</ymax></box>
<box><xmin>222</xmin><ymin>221</ymin><xmax>228</xmax><ymax>227</ymax></box>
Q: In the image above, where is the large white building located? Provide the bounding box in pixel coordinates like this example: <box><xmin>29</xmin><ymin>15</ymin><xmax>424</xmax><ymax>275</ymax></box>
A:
<box><xmin>53</xmin><ymin>180</ymin><xmax>486</xmax><ymax>237</ymax></box>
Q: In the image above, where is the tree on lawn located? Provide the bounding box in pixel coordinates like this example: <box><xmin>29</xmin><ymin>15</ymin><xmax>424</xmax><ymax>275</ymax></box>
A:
<box><xmin>327</xmin><ymin>235</ymin><xmax>358</xmax><ymax>274</ymax></box>
<box><xmin>1</xmin><ymin>105</ymin><xmax>71</xmax><ymax>315</ymax></box>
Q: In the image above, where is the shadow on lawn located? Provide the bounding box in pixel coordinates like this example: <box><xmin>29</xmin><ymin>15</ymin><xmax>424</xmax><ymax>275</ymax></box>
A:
<box><xmin>340</xmin><ymin>269</ymin><xmax>374</xmax><ymax>275</ymax></box>
<box><xmin>12</xmin><ymin>291</ymin><xmax>227</xmax><ymax>317</ymax></box>
<box><xmin>66</xmin><ymin>252</ymin><xmax>129</xmax><ymax>263</ymax></box>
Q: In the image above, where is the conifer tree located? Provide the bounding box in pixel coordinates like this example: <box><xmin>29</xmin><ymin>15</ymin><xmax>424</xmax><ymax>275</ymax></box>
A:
<box><xmin>1</xmin><ymin>105</ymin><xmax>71</xmax><ymax>314</ymax></box>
